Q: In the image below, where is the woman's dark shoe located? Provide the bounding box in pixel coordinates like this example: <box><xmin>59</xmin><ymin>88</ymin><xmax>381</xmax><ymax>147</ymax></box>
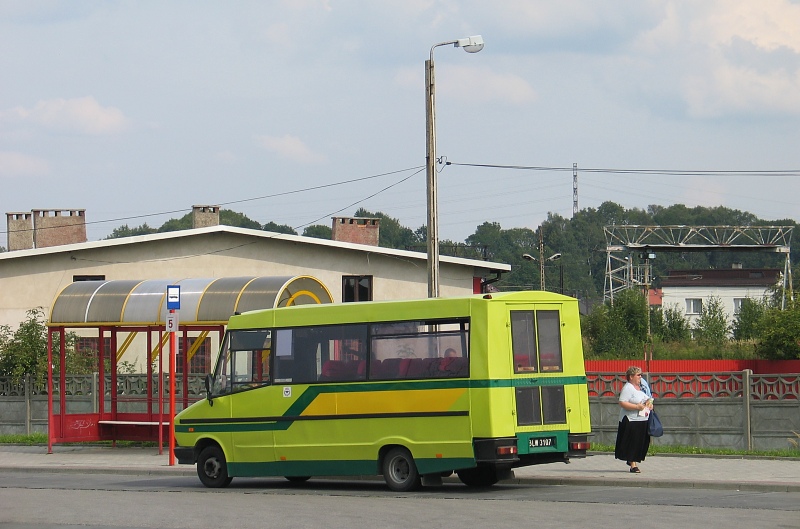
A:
<box><xmin>630</xmin><ymin>466</ymin><xmax>641</xmax><ymax>473</ymax></box>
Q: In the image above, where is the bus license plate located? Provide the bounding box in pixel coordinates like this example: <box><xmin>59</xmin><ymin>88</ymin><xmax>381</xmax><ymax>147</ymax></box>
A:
<box><xmin>529</xmin><ymin>436</ymin><xmax>556</xmax><ymax>448</ymax></box>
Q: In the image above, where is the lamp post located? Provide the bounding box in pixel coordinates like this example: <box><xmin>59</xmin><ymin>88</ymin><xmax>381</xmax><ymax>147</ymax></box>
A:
<box><xmin>522</xmin><ymin>251</ymin><xmax>561</xmax><ymax>291</ymax></box>
<box><xmin>426</xmin><ymin>35</ymin><xmax>484</xmax><ymax>298</ymax></box>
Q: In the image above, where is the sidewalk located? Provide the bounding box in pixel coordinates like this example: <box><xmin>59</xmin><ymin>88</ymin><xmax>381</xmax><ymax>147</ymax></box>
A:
<box><xmin>2</xmin><ymin>445</ymin><xmax>799</xmax><ymax>492</ymax></box>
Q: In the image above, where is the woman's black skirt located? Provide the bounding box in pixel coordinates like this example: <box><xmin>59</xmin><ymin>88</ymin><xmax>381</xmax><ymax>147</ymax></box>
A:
<box><xmin>614</xmin><ymin>416</ymin><xmax>650</xmax><ymax>463</ymax></box>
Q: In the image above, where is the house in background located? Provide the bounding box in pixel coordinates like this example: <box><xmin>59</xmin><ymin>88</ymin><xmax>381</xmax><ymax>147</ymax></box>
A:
<box><xmin>660</xmin><ymin>265</ymin><xmax>780</xmax><ymax>326</ymax></box>
<box><xmin>2</xmin><ymin>206</ymin><xmax>511</xmax><ymax>375</ymax></box>
<box><xmin>1</xmin><ymin>205</ymin><xmax>510</xmax><ymax>330</ymax></box>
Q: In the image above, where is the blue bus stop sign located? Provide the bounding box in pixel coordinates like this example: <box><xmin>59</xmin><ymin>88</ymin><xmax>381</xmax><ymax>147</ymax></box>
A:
<box><xmin>166</xmin><ymin>285</ymin><xmax>180</xmax><ymax>310</ymax></box>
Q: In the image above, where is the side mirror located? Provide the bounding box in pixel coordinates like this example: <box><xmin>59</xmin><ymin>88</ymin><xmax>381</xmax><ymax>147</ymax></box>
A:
<box><xmin>205</xmin><ymin>374</ymin><xmax>214</xmax><ymax>406</ymax></box>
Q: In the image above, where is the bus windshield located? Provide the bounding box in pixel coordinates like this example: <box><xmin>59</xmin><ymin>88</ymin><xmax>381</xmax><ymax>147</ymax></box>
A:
<box><xmin>212</xmin><ymin>329</ymin><xmax>272</xmax><ymax>395</ymax></box>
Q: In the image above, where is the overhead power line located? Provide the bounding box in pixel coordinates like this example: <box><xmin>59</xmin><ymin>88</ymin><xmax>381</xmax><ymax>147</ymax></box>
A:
<box><xmin>445</xmin><ymin>162</ymin><xmax>800</xmax><ymax>177</ymax></box>
<box><xmin>0</xmin><ymin>166</ymin><xmax>425</xmax><ymax>236</ymax></box>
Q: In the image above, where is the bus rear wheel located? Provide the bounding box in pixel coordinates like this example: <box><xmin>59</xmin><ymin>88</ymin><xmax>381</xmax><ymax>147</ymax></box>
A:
<box><xmin>382</xmin><ymin>447</ymin><xmax>421</xmax><ymax>492</ymax></box>
<box><xmin>284</xmin><ymin>476</ymin><xmax>311</xmax><ymax>483</ymax></box>
<box><xmin>197</xmin><ymin>446</ymin><xmax>233</xmax><ymax>488</ymax></box>
<box><xmin>456</xmin><ymin>466</ymin><xmax>499</xmax><ymax>488</ymax></box>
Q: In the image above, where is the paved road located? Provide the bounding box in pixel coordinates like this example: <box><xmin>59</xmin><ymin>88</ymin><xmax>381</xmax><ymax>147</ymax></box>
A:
<box><xmin>2</xmin><ymin>444</ymin><xmax>799</xmax><ymax>492</ymax></box>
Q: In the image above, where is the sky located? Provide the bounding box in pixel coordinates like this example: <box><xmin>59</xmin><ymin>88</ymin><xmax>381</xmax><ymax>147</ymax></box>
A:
<box><xmin>2</xmin><ymin>1</ymin><xmax>800</xmax><ymax>244</ymax></box>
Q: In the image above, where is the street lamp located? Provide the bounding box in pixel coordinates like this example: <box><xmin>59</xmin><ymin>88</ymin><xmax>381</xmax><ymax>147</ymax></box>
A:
<box><xmin>426</xmin><ymin>35</ymin><xmax>484</xmax><ymax>298</ymax></box>
<box><xmin>522</xmin><ymin>252</ymin><xmax>561</xmax><ymax>291</ymax></box>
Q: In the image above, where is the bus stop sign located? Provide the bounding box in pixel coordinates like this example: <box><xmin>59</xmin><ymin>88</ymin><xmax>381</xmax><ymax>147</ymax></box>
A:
<box><xmin>167</xmin><ymin>285</ymin><xmax>180</xmax><ymax>310</ymax></box>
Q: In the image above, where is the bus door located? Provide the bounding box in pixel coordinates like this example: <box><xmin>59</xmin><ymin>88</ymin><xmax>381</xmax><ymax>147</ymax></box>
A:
<box><xmin>217</xmin><ymin>329</ymin><xmax>277</xmax><ymax>464</ymax></box>
<box><xmin>508</xmin><ymin>305</ymin><xmax>568</xmax><ymax>450</ymax></box>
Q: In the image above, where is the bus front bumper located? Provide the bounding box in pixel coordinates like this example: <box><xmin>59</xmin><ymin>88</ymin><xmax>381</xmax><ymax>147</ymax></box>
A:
<box><xmin>174</xmin><ymin>446</ymin><xmax>196</xmax><ymax>465</ymax></box>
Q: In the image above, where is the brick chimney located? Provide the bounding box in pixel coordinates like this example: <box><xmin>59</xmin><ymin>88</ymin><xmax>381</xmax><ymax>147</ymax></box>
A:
<box><xmin>331</xmin><ymin>217</ymin><xmax>380</xmax><ymax>246</ymax></box>
<box><xmin>192</xmin><ymin>205</ymin><xmax>220</xmax><ymax>228</ymax></box>
<box><xmin>6</xmin><ymin>212</ymin><xmax>34</xmax><ymax>251</ymax></box>
<box><xmin>32</xmin><ymin>209</ymin><xmax>87</xmax><ymax>249</ymax></box>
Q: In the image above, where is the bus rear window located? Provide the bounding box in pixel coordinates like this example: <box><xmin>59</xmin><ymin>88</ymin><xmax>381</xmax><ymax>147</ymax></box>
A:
<box><xmin>511</xmin><ymin>309</ymin><xmax>563</xmax><ymax>373</ymax></box>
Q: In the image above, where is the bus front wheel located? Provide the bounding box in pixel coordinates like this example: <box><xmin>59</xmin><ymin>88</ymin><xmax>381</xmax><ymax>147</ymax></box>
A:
<box><xmin>456</xmin><ymin>466</ymin><xmax>499</xmax><ymax>488</ymax></box>
<box><xmin>197</xmin><ymin>446</ymin><xmax>233</xmax><ymax>488</ymax></box>
<box><xmin>382</xmin><ymin>447</ymin><xmax>421</xmax><ymax>492</ymax></box>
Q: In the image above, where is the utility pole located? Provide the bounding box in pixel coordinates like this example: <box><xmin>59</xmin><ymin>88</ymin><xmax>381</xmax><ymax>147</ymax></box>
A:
<box><xmin>538</xmin><ymin>230</ymin><xmax>545</xmax><ymax>290</ymax></box>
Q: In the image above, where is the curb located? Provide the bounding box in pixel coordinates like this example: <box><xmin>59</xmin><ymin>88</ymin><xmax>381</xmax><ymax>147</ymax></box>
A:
<box><xmin>8</xmin><ymin>465</ymin><xmax>800</xmax><ymax>493</ymax></box>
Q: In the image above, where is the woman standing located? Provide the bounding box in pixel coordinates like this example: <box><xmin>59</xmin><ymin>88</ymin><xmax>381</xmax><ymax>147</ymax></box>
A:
<box><xmin>615</xmin><ymin>366</ymin><xmax>653</xmax><ymax>473</ymax></box>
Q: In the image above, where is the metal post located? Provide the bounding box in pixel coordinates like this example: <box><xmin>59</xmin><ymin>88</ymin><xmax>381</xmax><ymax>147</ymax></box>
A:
<box><xmin>539</xmin><ymin>231</ymin><xmax>545</xmax><ymax>290</ymax></box>
<box><xmin>169</xmin><ymin>310</ymin><xmax>176</xmax><ymax>466</ymax></box>
<box><xmin>424</xmin><ymin>36</ymin><xmax>483</xmax><ymax>297</ymax></box>
<box><xmin>47</xmin><ymin>330</ymin><xmax>53</xmax><ymax>453</ymax></box>
<box><xmin>743</xmin><ymin>369</ymin><xmax>752</xmax><ymax>451</ymax></box>
<box><xmin>425</xmin><ymin>57</ymin><xmax>439</xmax><ymax>298</ymax></box>
<box><xmin>25</xmin><ymin>374</ymin><xmax>31</xmax><ymax>436</ymax></box>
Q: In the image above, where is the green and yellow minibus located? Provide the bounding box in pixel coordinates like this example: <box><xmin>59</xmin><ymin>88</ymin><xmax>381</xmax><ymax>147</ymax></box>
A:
<box><xmin>174</xmin><ymin>291</ymin><xmax>591</xmax><ymax>491</ymax></box>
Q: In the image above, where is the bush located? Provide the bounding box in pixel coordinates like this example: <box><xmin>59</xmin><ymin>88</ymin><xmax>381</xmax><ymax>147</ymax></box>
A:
<box><xmin>732</xmin><ymin>297</ymin><xmax>768</xmax><ymax>341</ymax></box>
<box><xmin>583</xmin><ymin>289</ymin><xmax>647</xmax><ymax>359</ymax></box>
<box><xmin>693</xmin><ymin>296</ymin><xmax>729</xmax><ymax>348</ymax></box>
<box><xmin>755</xmin><ymin>302</ymin><xmax>800</xmax><ymax>360</ymax></box>
<box><xmin>0</xmin><ymin>308</ymin><xmax>98</xmax><ymax>384</ymax></box>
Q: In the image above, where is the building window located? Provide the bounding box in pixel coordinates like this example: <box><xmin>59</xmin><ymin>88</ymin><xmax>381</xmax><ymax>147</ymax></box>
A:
<box><xmin>733</xmin><ymin>298</ymin><xmax>745</xmax><ymax>315</ymax></box>
<box><xmin>73</xmin><ymin>275</ymin><xmax>105</xmax><ymax>282</ymax></box>
<box><xmin>686</xmin><ymin>298</ymin><xmax>703</xmax><ymax>315</ymax></box>
<box><xmin>343</xmin><ymin>275</ymin><xmax>373</xmax><ymax>302</ymax></box>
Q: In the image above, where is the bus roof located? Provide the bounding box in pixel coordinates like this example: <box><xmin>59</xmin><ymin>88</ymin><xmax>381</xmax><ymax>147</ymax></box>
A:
<box><xmin>227</xmin><ymin>290</ymin><xmax>577</xmax><ymax>330</ymax></box>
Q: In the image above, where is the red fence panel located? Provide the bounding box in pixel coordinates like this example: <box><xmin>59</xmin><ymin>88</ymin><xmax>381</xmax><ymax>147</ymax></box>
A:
<box><xmin>584</xmin><ymin>359</ymin><xmax>800</xmax><ymax>374</ymax></box>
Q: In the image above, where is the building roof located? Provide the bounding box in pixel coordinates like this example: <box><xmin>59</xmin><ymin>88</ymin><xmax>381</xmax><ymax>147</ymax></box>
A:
<box><xmin>0</xmin><ymin>225</ymin><xmax>511</xmax><ymax>272</ymax></box>
<box><xmin>660</xmin><ymin>268</ymin><xmax>781</xmax><ymax>288</ymax></box>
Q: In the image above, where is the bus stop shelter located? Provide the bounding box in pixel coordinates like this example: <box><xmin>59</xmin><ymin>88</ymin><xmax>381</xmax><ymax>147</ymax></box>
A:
<box><xmin>46</xmin><ymin>275</ymin><xmax>332</xmax><ymax>452</ymax></box>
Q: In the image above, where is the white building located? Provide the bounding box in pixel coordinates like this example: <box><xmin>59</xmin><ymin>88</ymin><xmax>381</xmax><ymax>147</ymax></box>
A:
<box><xmin>2</xmin><ymin>210</ymin><xmax>511</xmax><ymax>374</ymax></box>
<box><xmin>660</xmin><ymin>267</ymin><xmax>780</xmax><ymax>326</ymax></box>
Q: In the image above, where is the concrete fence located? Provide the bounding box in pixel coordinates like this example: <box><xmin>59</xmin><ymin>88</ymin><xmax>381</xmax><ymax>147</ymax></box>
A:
<box><xmin>2</xmin><ymin>372</ymin><xmax>799</xmax><ymax>451</ymax></box>
<box><xmin>589</xmin><ymin>371</ymin><xmax>800</xmax><ymax>451</ymax></box>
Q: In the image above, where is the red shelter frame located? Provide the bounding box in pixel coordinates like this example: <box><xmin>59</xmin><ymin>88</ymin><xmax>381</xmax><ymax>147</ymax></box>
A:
<box><xmin>46</xmin><ymin>323</ymin><xmax>224</xmax><ymax>453</ymax></box>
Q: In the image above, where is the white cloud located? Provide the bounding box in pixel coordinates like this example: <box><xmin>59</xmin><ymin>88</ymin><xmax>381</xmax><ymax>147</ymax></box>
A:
<box><xmin>0</xmin><ymin>151</ymin><xmax>50</xmax><ymax>178</ymax></box>
<box><xmin>635</xmin><ymin>0</ymin><xmax>800</xmax><ymax>117</ymax></box>
<box><xmin>683</xmin><ymin>63</ymin><xmax>800</xmax><ymax>118</ymax></box>
<box><xmin>255</xmin><ymin>134</ymin><xmax>327</xmax><ymax>164</ymax></box>
<box><xmin>3</xmin><ymin>96</ymin><xmax>127</xmax><ymax>135</ymax></box>
<box><xmin>705</xmin><ymin>0</ymin><xmax>800</xmax><ymax>53</ymax></box>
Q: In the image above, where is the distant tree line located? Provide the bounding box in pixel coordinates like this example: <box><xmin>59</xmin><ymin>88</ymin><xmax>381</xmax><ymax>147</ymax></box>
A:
<box><xmin>108</xmin><ymin>201</ymin><xmax>799</xmax><ymax>300</ymax></box>
<box><xmin>101</xmin><ymin>200</ymin><xmax>800</xmax><ymax>361</ymax></box>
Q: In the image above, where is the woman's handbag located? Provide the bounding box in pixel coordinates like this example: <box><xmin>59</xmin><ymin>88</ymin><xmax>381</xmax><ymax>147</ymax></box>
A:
<box><xmin>648</xmin><ymin>410</ymin><xmax>664</xmax><ymax>437</ymax></box>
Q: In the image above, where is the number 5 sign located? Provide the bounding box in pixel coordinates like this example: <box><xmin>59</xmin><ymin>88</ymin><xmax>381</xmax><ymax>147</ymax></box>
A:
<box><xmin>166</xmin><ymin>311</ymin><xmax>179</xmax><ymax>332</ymax></box>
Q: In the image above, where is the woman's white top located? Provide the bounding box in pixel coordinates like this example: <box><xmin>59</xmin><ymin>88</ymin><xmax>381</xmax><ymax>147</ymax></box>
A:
<box><xmin>619</xmin><ymin>381</ymin><xmax>650</xmax><ymax>422</ymax></box>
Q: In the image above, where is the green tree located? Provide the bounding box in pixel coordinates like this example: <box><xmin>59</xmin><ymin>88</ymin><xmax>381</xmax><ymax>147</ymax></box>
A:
<box><xmin>0</xmin><ymin>309</ymin><xmax>49</xmax><ymax>383</ymax></box>
<box><xmin>754</xmin><ymin>302</ymin><xmax>800</xmax><ymax>360</ymax></box>
<box><xmin>105</xmin><ymin>223</ymin><xmax>158</xmax><ymax>239</ymax></box>
<box><xmin>732</xmin><ymin>297</ymin><xmax>768</xmax><ymax>341</ymax></box>
<box><xmin>582</xmin><ymin>289</ymin><xmax>648</xmax><ymax>358</ymax></box>
<box><xmin>220</xmin><ymin>209</ymin><xmax>261</xmax><ymax>229</ymax></box>
<box><xmin>302</xmin><ymin>224</ymin><xmax>332</xmax><ymax>239</ymax></box>
<box><xmin>0</xmin><ymin>309</ymin><xmax>106</xmax><ymax>383</ymax></box>
<box><xmin>657</xmin><ymin>304</ymin><xmax>691</xmax><ymax>342</ymax></box>
<box><xmin>354</xmin><ymin>208</ymin><xmax>420</xmax><ymax>249</ymax></box>
<box><xmin>263</xmin><ymin>221</ymin><xmax>297</xmax><ymax>235</ymax></box>
<box><xmin>158</xmin><ymin>215</ymin><xmax>191</xmax><ymax>232</ymax></box>
<box><xmin>693</xmin><ymin>296</ymin><xmax>729</xmax><ymax>348</ymax></box>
